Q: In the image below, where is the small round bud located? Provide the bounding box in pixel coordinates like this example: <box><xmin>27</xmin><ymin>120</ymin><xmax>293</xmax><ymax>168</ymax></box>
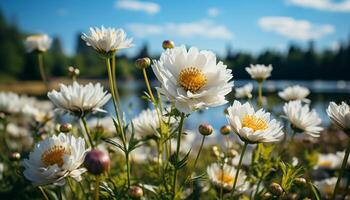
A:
<box><xmin>220</xmin><ymin>125</ymin><xmax>231</xmax><ymax>135</ymax></box>
<box><xmin>198</xmin><ymin>123</ymin><xmax>213</xmax><ymax>136</ymax></box>
<box><xmin>162</xmin><ymin>40</ymin><xmax>175</xmax><ymax>49</ymax></box>
<box><xmin>128</xmin><ymin>186</ymin><xmax>144</xmax><ymax>199</ymax></box>
<box><xmin>59</xmin><ymin>123</ymin><xmax>73</xmax><ymax>133</ymax></box>
<box><xmin>84</xmin><ymin>149</ymin><xmax>110</xmax><ymax>175</ymax></box>
<box><xmin>211</xmin><ymin>146</ymin><xmax>220</xmax><ymax>157</ymax></box>
<box><xmin>9</xmin><ymin>152</ymin><xmax>21</xmax><ymax>161</ymax></box>
<box><xmin>68</xmin><ymin>66</ymin><xmax>80</xmax><ymax>76</ymax></box>
<box><xmin>269</xmin><ymin>182</ymin><xmax>283</xmax><ymax>196</ymax></box>
<box><xmin>135</xmin><ymin>57</ymin><xmax>151</xmax><ymax>69</ymax></box>
<box><xmin>294</xmin><ymin>177</ymin><xmax>307</xmax><ymax>186</ymax></box>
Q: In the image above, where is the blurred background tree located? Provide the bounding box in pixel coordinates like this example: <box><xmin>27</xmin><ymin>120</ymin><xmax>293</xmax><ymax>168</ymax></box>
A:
<box><xmin>0</xmin><ymin>10</ymin><xmax>349</xmax><ymax>82</ymax></box>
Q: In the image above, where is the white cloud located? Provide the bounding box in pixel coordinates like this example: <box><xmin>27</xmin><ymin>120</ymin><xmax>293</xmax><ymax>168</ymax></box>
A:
<box><xmin>258</xmin><ymin>16</ymin><xmax>334</xmax><ymax>41</ymax></box>
<box><xmin>286</xmin><ymin>0</ymin><xmax>350</xmax><ymax>12</ymax></box>
<box><xmin>128</xmin><ymin>20</ymin><xmax>233</xmax><ymax>40</ymax></box>
<box><xmin>208</xmin><ymin>7</ymin><xmax>220</xmax><ymax>17</ymax></box>
<box><xmin>115</xmin><ymin>0</ymin><xmax>160</xmax><ymax>15</ymax></box>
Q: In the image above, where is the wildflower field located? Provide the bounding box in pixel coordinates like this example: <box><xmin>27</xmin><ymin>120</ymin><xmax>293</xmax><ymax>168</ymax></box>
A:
<box><xmin>1</xmin><ymin>1</ymin><xmax>350</xmax><ymax>200</ymax></box>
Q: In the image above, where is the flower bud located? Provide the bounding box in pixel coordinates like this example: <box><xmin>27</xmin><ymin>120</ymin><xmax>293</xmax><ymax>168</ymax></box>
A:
<box><xmin>9</xmin><ymin>152</ymin><xmax>21</xmax><ymax>161</ymax></box>
<box><xmin>128</xmin><ymin>186</ymin><xmax>144</xmax><ymax>199</ymax></box>
<box><xmin>68</xmin><ymin>66</ymin><xmax>80</xmax><ymax>77</ymax></box>
<box><xmin>269</xmin><ymin>182</ymin><xmax>283</xmax><ymax>196</ymax></box>
<box><xmin>198</xmin><ymin>123</ymin><xmax>213</xmax><ymax>136</ymax></box>
<box><xmin>162</xmin><ymin>40</ymin><xmax>175</xmax><ymax>49</ymax></box>
<box><xmin>84</xmin><ymin>149</ymin><xmax>110</xmax><ymax>175</ymax></box>
<box><xmin>220</xmin><ymin>125</ymin><xmax>231</xmax><ymax>135</ymax></box>
<box><xmin>294</xmin><ymin>177</ymin><xmax>306</xmax><ymax>186</ymax></box>
<box><xmin>211</xmin><ymin>146</ymin><xmax>220</xmax><ymax>157</ymax></box>
<box><xmin>135</xmin><ymin>57</ymin><xmax>151</xmax><ymax>69</ymax></box>
<box><xmin>59</xmin><ymin>123</ymin><xmax>73</xmax><ymax>133</ymax></box>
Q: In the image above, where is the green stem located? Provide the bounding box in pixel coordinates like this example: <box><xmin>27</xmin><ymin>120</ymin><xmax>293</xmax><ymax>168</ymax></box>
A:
<box><xmin>111</xmin><ymin>56</ymin><xmax>122</xmax><ymax>111</ymax></box>
<box><xmin>230</xmin><ymin>142</ymin><xmax>248</xmax><ymax>198</ymax></box>
<box><xmin>38</xmin><ymin>186</ymin><xmax>49</xmax><ymax>200</ymax></box>
<box><xmin>254</xmin><ymin>172</ymin><xmax>265</xmax><ymax>199</ymax></box>
<box><xmin>193</xmin><ymin>135</ymin><xmax>206</xmax><ymax>170</ymax></box>
<box><xmin>95</xmin><ymin>176</ymin><xmax>100</xmax><ymax>200</ymax></box>
<box><xmin>332</xmin><ymin>139</ymin><xmax>350</xmax><ymax>200</ymax></box>
<box><xmin>81</xmin><ymin>117</ymin><xmax>95</xmax><ymax>148</ymax></box>
<box><xmin>220</xmin><ymin>163</ymin><xmax>224</xmax><ymax>200</ymax></box>
<box><xmin>172</xmin><ymin>113</ymin><xmax>186</xmax><ymax>199</ymax></box>
<box><xmin>257</xmin><ymin>81</ymin><xmax>263</xmax><ymax>108</ymax></box>
<box><xmin>37</xmin><ymin>53</ymin><xmax>49</xmax><ymax>91</ymax></box>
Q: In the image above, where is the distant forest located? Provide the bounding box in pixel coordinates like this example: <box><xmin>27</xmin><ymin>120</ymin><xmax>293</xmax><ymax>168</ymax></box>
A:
<box><xmin>1</xmin><ymin>11</ymin><xmax>350</xmax><ymax>82</ymax></box>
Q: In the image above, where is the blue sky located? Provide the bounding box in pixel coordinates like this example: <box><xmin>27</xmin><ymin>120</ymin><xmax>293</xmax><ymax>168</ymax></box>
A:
<box><xmin>1</xmin><ymin>0</ymin><xmax>349</xmax><ymax>56</ymax></box>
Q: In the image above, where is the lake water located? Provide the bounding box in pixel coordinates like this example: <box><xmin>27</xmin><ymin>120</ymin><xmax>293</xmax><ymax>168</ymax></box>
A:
<box><xmin>105</xmin><ymin>80</ymin><xmax>350</xmax><ymax>133</ymax></box>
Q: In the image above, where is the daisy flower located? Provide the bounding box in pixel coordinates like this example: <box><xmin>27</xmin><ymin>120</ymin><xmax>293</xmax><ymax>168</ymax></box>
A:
<box><xmin>152</xmin><ymin>45</ymin><xmax>233</xmax><ymax>114</ymax></box>
<box><xmin>235</xmin><ymin>83</ymin><xmax>253</xmax><ymax>99</ymax></box>
<box><xmin>226</xmin><ymin>100</ymin><xmax>284</xmax><ymax>143</ymax></box>
<box><xmin>81</xmin><ymin>26</ymin><xmax>133</xmax><ymax>57</ymax></box>
<box><xmin>23</xmin><ymin>133</ymin><xmax>88</xmax><ymax>186</ymax></box>
<box><xmin>48</xmin><ymin>82</ymin><xmax>111</xmax><ymax>116</ymax></box>
<box><xmin>283</xmin><ymin>100</ymin><xmax>323</xmax><ymax>137</ymax></box>
<box><xmin>245</xmin><ymin>64</ymin><xmax>272</xmax><ymax>82</ymax></box>
<box><xmin>278</xmin><ymin>85</ymin><xmax>310</xmax><ymax>103</ymax></box>
<box><xmin>327</xmin><ymin>102</ymin><xmax>350</xmax><ymax>134</ymax></box>
<box><xmin>207</xmin><ymin>163</ymin><xmax>246</xmax><ymax>191</ymax></box>
<box><xmin>24</xmin><ymin>34</ymin><xmax>52</xmax><ymax>53</ymax></box>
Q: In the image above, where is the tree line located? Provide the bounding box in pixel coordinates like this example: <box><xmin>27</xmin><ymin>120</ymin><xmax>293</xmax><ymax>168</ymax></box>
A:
<box><xmin>0</xmin><ymin>11</ymin><xmax>349</xmax><ymax>82</ymax></box>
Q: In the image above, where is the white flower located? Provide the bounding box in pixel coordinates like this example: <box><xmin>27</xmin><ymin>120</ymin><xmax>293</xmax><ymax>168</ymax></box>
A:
<box><xmin>245</xmin><ymin>64</ymin><xmax>272</xmax><ymax>81</ymax></box>
<box><xmin>207</xmin><ymin>163</ymin><xmax>246</xmax><ymax>191</ymax></box>
<box><xmin>0</xmin><ymin>92</ymin><xmax>37</xmax><ymax>115</ymax></box>
<box><xmin>235</xmin><ymin>83</ymin><xmax>253</xmax><ymax>99</ymax></box>
<box><xmin>48</xmin><ymin>82</ymin><xmax>111</xmax><ymax>116</ymax></box>
<box><xmin>88</xmin><ymin>117</ymin><xmax>115</xmax><ymax>134</ymax></box>
<box><xmin>226</xmin><ymin>100</ymin><xmax>284</xmax><ymax>143</ymax></box>
<box><xmin>152</xmin><ymin>45</ymin><xmax>233</xmax><ymax>114</ymax></box>
<box><xmin>314</xmin><ymin>177</ymin><xmax>337</xmax><ymax>197</ymax></box>
<box><xmin>132</xmin><ymin>109</ymin><xmax>159</xmax><ymax>137</ymax></box>
<box><xmin>23</xmin><ymin>133</ymin><xmax>88</xmax><ymax>186</ymax></box>
<box><xmin>283</xmin><ymin>100</ymin><xmax>323</xmax><ymax>137</ymax></box>
<box><xmin>81</xmin><ymin>26</ymin><xmax>133</xmax><ymax>56</ymax></box>
<box><xmin>315</xmin><ymin>153</ymin><xmax>342</xmax><ymax>169</ymax></box>
<box><xmin>278</xmin><ymin>85</ymin><xmax>310</xmax><ymax>102</ymax></box>
<box><xmin>327</xmin><ymin>102</ymin><xmax>350</xmax><ymax>133</ymax></box>
<box><xmin>24</xmin><ymin>34</ymin><xmax>52</xmax><ymax>52</ymax></box>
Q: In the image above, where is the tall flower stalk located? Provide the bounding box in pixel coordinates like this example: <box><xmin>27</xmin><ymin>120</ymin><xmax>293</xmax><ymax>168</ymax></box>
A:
<box><xmin>81</xmin><ymin>116</ymin><xmax>95</xmax><ymax>148</ymax></box>
<box><xmin>105</xmin><ymin>57</ymin><xmax>131</xmax><ymax>187</ymax></box>
<box><xmin>37</xmin><ymin>53</ymin><xmax>49</xmax><ymax>91</ymax></box>
<box><xmin>230</xmin><ymin>142</ymin><xmax>247</xmax><ymax>198</ymax></box>
<box><xmin>172</xmin><ymin>113</ymin><xmax>186</xmax><ymax>199</ymax></box>
<box><xmin>332</xmin><ymin>139</ymin><xmax>350</xmax><ymax>200</ymax></box>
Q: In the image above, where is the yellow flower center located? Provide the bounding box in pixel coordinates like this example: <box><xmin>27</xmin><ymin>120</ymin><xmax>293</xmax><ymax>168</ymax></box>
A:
<box><xmin>30</xmin><ymin>35</ymin><xmax>44</xmax><ymax>40</ymax></box>
<box><xmin>319</xmin><ymin>160</ymin><xmax>332</xmax><ymax>167</ymax></box>
<box><xmin>41</xmin><ymin>145</ymin><xmax>70</xmax><ymax>167</ymax></box>
<box><xmin>216</xmin><ymin>172</ymin><xmax>235</xmax><ymax>184</ymax></box>
<box><xmin>178</xmin><ymin>67</ymin><xmax>207</xmax><ymax>93</ymax></box>
<box><xmin>242</xmin><ymin>115</ymin><xmax>268</xmax><ymax>131</ymax></box>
